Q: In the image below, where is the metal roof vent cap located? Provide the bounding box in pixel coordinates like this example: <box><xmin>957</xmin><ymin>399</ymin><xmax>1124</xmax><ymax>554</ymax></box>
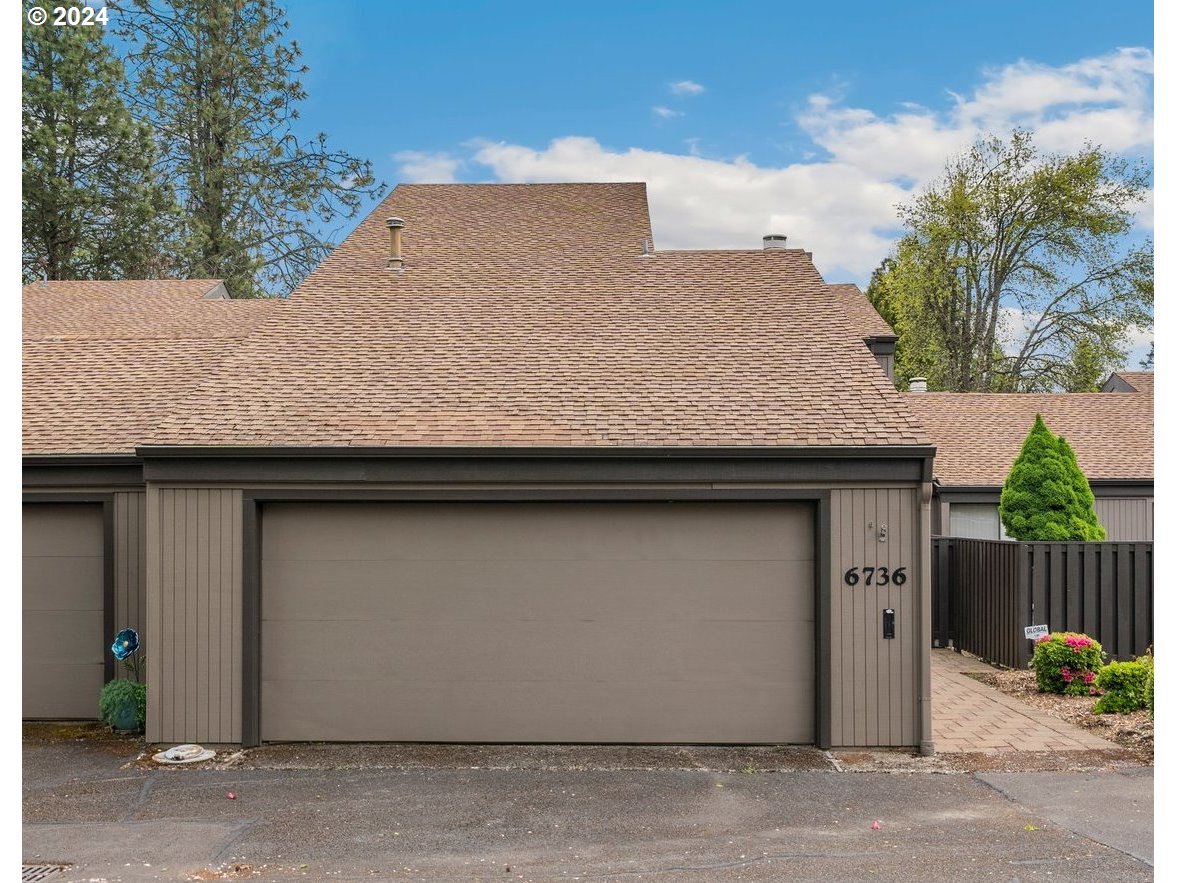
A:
<box><xmin>386</xmin><ymin>217</ymin><xmax>405</xmax><ymax>270</ymax></box>
<box><xmin>762</xmin><ymin>234</ymin><xmax>788</xmax><ymax>250</ymax></box>
<box><xmin>909</xmin><ymin>377</ymin><xmax>928</xmax><ymax>392</ymax></box>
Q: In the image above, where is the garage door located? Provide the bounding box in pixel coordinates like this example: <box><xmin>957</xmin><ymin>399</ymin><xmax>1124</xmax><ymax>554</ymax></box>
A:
<box><xmin>261</xmin><ymin>501</ymin><xmax>815</xmax><ymax>743</ymax></box>
<box><xmin>23</xmin><ymin>503</ymin><xmax>105</xmax><ymax>719</ymax></box>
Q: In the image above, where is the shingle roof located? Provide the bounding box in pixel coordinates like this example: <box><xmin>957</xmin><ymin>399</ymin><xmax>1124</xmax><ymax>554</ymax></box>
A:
<box><xmin>23</xmin><ymin>279</ymin><xmax>235</xmax><ymax>339</ymax></box>
<box><xmin>905</xmin><ymin>392</ymin><xmax>1153</xmax><ymax>486</ymax></box>
<box><xmin>828</xmin><ymin>283</ymin><xmax>894</xmax><ymax>339</ymax></box>
<box><xmin>146</xmin><ymin>182</ymin><xmax>929</xmax><ymax>449</ymax></box>
<box><xmin>23</xmin><ymin>280</ymin><xmax>281</xmax><ymax>455</ymax></box>
<box><xmin>1107</xmin><ymin>371</ymin><xmax>1153</xmax><ymax>394</ymax></box>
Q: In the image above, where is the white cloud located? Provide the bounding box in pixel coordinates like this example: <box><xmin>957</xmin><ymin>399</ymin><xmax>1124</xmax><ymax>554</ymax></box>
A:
<box><xmin>1128</xmin><ymin>189</ymin><xmax>1154</xmax><ymax>231</ymax></box>
<box><xmin>670</xmin><ymin>80</ymin><xmax>705</xmax><ymax>96</ymax></box>
<box><xmin>797</xmin><ymin>47</ymin><xmax>1153</xmax><ymax>184</ymax></box>
<box><xmin>394</xmin><ymin>150</ymin><xmax>462</xmax><ymax>183</ymax></box>
<box><xmin>651</xmin><ymin>106</ymin><xmax>683</xmax><ymax>119</ymax></box>
<box><xmin>398</xmin><ymin>49</ymin><xmax>1153</xmax><ymax>280</ymax></box>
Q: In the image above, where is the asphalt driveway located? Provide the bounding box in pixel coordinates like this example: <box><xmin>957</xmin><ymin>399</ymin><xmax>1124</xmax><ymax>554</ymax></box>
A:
<box><xmin>23</xmin><ymin>731</ymin><xmax>1153</xmax><ymax>883</ymax></box>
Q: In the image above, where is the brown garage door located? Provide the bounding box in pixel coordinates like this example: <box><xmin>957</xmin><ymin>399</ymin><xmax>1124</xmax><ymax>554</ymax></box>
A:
<box><xmin>261</xmin><ymin>501</ymin><xmax>815</xmax><ymax>743</ymax></box>
<box><xmin>23</xmin><ymin>503</ymin><xmax>105</xmax><ymax>719</ymax></box>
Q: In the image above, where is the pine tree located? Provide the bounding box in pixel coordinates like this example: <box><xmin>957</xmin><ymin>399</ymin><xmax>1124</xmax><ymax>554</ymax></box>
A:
<box><xmin>22</xmin><ymin>15</ymin><xmax>175</xmax><ymax>281</ymax></box>
<box><xmin>999</xmin><ymin>415</ymin><xmax>1106</xmax><ymax>541</ymax></box>
<box><xmin>1050</xmin><ymin>433</ymin><xmax>1107</xmax><ymax>541</ymax></box>
<box><xmin>115</xmin><ymin>0</ymin><xmax>384</xmax><ymax>297</ymax></box>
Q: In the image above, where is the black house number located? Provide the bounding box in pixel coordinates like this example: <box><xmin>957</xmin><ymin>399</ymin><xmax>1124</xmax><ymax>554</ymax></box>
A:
<box><xmin>844</xmin><ymin>566</ymin><xmax>907</xmax><ymax>587</ymax></box>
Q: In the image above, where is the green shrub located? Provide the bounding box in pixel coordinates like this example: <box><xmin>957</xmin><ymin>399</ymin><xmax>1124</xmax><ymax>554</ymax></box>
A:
<box><xmin>1093</xmin><ymin>659</ymin><xmax>1151</xmax><ymax>714</ymax></box>
<box><xmin>999</xmin><ymin>415</ymin><xmax>1106</xmax><ymax>541</ymax></box>
<box><xmin>1030</xmin><ymin>632</ymin><xmax>1104</xmax><ymax>695</ymax></box>
<box><xmin>98</xmin><ymin>679</ymin><xmax>146</xmax><ymax>731</ymax></box>
<box><xmin>1147</xmin><ymin>663</ymin><xmax>1155</xmax><ymax>718</ymax></box>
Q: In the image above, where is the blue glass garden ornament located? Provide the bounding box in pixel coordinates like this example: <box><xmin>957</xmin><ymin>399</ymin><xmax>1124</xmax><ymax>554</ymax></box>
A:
<box><xmin>112</xmin><ymin>628</ymin><xmax>139</xmax><ymax>660</ymax></box>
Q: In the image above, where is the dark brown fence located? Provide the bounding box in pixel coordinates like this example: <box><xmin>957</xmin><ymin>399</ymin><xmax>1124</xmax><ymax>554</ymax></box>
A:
<box><xmin>932</xmin><ymin>538</ymin><xmax>1153</xmax><ymax>668</ymax></box>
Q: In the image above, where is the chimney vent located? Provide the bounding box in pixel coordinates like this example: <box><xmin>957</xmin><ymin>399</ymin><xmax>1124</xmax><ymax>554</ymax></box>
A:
<box><xmin>386</xmin><ymin>217</ymin><xmax>405</xmax><ymax>270</ymax></box>
<box><xmin>762</xmin><ymin>234</ymin><xmax>788</xmax><ymax>250</ymax></box>
<box><xmin>909</xmin><ymin>377</ymin><xmax>928</xmax><ymax>393</ymax></box>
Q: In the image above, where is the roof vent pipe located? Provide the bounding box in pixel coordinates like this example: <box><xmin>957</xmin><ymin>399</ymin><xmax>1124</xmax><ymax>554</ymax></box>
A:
<box><xmin>762</xmin><ymin>234</ymin><xmax>788</xmax><ymax>250</ymax></box>
<box><xmin>386</xmin><ymin>217</ymin><xmax>405</xmax><ymax>270</ymax></box>
<box><xmin>909</xmin><ymin>377</ymin><xmax>928</xmax><ymax>392</ymax></box>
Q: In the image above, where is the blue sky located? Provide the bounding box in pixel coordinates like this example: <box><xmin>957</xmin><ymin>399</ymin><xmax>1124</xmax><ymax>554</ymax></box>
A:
<box><xmin>277</xmin><ymin>0</ymin><xmax>1154</xmax><ymax>281</ymax></box>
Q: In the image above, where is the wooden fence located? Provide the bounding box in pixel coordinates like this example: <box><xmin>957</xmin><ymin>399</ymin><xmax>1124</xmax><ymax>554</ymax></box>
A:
<box><xmin>932</xmin><ymin>538</ymin><xmax>1153</xmax><ymax>668</ymax></box>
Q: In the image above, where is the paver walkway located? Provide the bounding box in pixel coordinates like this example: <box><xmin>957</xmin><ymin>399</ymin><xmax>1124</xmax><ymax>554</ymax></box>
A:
<box><xmin>931</xmin><ymin>649</ymin><xmax>1118</xmax><ymax>753</ymax></box>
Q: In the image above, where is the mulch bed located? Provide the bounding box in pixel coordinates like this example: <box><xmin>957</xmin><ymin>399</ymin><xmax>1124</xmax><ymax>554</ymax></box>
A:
<box><xmin>965</xmin><ymin>668</ymin><xmax>1153</xmax><ymax>764</ymax></box>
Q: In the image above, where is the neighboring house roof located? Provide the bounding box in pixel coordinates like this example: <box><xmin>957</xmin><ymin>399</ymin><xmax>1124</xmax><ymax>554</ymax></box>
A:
<box><xmin>23</xmin><ymin>280</ymin><xmax>281</xmax><ymax>455</ymax></box>
<box><xmin>828</xmin><ymin>283</ymin><xmax>894</xmax><ymax>340</ymax></box>
<box><xmin>146</xmin><ymin>182</ymin><xmax>929</xmax><ymax>449</ymax></box>
<box><xmin>24</xmin><ymin>279</ymin><xmax>232</xmax><ymax>338</ymax></box>
<box><xmin>905</xmin><ymin>392</ymin><xmax>1153</xmax><ymax>487</ymax></box>
<box><xmin>1101</xmin><ymin>370</ymin><xmax>1153</xmax><ymax>394</ymax></box>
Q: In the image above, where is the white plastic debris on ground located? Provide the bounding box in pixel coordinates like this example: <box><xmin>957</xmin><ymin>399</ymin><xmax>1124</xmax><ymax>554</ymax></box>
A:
<box><xmin>152</xmin><ymin>743</ymin><xmax>216</xmax><ymax>764</ymax></box>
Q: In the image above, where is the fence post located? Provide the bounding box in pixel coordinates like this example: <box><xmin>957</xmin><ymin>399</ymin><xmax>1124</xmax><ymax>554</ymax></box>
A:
<box><xmin>1016</xmin><ymin>543</ymin><xmax>1032</xmax><ymax>668</ymax></box>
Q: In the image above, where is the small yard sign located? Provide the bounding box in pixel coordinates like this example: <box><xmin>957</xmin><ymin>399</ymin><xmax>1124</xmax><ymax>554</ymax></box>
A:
<box><xmin>1023</xmin><ymin>624</ymin><xmax>1049</xmax><ymax>641</ymax></box>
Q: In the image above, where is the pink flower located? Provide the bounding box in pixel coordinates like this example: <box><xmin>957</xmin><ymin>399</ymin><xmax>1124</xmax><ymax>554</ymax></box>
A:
<box><xmin>1083</xmin><ymin>671</ymin><xmax>1096</xmax><ymax>685</ymax></box>
<box><xmin>1090</xmin><ymin>687</ymin><xmax>1098</xmax><ymax>695</ymax></box>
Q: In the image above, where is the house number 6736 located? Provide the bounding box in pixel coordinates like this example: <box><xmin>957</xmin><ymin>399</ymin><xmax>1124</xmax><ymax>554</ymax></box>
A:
<box><xmin>844</xmin><ymin>566</ymin><xmax>907</xmax><ymax>586</ymax></box>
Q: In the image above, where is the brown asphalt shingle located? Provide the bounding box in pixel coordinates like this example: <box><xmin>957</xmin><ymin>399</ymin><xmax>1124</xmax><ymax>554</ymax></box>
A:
<box><xmin>24</xmin><ymin>279</ymin><xmax>235</xmax><ymax>339</ymax></box>
<box><xmin>905</xmin><ymin>392</ymin><xmax>1153</xmax><ymax>486</ymax></box>
<box><xmin>23</xmin><ymin>280</ymin><xmax>281</xmax><ymax>455</ymax></box>
<box><xmin>147</xmin><ymin>183</ymin><xmax>929</xmax><ymax>449</ymax></box>
<box><xmin>828</xmin><ymin>283</ymin><xmax>894</xmax><ymax>339</ymax></box>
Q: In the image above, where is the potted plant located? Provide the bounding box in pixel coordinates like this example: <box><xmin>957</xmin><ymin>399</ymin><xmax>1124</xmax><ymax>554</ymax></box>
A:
<box><xmin>99</xmin><ymin>628</ymin><xmax>146</xmax><ymax>733</ymax></box>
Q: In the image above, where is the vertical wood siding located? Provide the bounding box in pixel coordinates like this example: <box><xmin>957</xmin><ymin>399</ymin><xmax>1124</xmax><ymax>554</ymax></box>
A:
<box><xmin>829</xmin><ymin>487</ymin><xmax>920</xmax><ymax>747</ymax></box>
<box><xmin>113</xmin><ymin>492</ymin><xmax>146</xmax><ymax>679</ymax></box>
<box><xmin>146</xmin><ymin>488</ymin><xmax>242</xmax><ymax>743</ymax></box>
<box><xmin>1094</xmin><ymin>498</ymin><xmax>1153</xmax><ymax>541</ymax></box>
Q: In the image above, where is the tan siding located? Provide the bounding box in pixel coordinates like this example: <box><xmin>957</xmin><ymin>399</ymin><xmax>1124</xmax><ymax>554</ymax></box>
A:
<box><xmin>139</xmin><ymin>480</ymin><xmax>927</xmax><ymax>747</ymax></box>
<box><xmin>828</xmin><ymin>493</ymin><xmax>843</xmax><ymax>749</ymax></box>
<box><xmin>113</xmin><ymin>493</ymin><xmax>147</xmax><ymax>680</ymax></box>
<box><xmin>146</xmin><ymin>487</ymin><xmax>242</xmax><ymax>743</ymax></box>
<box><xmin>829</xmin><ymin>487</ymin><xmax>921</xmax><ymax>747</ymax></box>
<box><xmin>919</xmin><ymin>483</ymin><xmax>933</xmax><ymax>751</ymax></box>
<box><xmin>1094</xmin><ymin>498</ymin><xmax>1153</xmax><ymax>541</ymax></box>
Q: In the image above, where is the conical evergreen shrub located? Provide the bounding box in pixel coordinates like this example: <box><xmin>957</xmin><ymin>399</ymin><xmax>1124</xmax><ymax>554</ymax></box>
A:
<box><xmin>999</xmin><ymin>415</ymin><xmax>1106</xmax><ymax>541</ymax></box>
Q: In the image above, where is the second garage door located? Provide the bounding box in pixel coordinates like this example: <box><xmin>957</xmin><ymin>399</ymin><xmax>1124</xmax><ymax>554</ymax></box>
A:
<box><xmin>23</xmin><ymin>502</ymin><xmax>105</xmax><ymax>719</ymax></box>
<box><xmin>261</xmin><ymin>501</ymin><xmax>815</xmax><ymax>743</ymax></box>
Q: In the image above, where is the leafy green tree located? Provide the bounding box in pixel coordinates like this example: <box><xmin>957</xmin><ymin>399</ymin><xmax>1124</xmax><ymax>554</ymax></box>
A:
<box><xmin>866</xmin><ymin>239</ymin><xmax>953</xmax><ymax>390</ymax></box>
<box><xmin>22</xmin><ymin>15</ymin><xmax>175</xmax><ymax>282</ymax></box>
<box><xmin>999</xmin><ymin>415</ymin><xmax>1106</xmax><ymax>541</ymax></box>
<box><xmin>114</xmin><ymin>0</ymin><xmax>385</xmax><ymax>297</ymax></box>
<box><xmin>1060</xmin><ymin>336</ymin><xmax>1108</xmax><ymax>392</ymax></box>
<box><xmin>1140</xmin><ymin>341</ymin><xmax>1154</xmax><ymax>370</ymax></box>
<box><xmin>869</xmin><ymin>130</ymin><xmax>1152</xmax><ymax>391</ymax></box>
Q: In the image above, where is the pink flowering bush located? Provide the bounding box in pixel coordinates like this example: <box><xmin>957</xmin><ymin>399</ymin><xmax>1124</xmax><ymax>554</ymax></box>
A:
<box><xmin>1030</xmin><ymin>632</ymin><xmax>1105</xmax><ymax>695</ymax></box>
